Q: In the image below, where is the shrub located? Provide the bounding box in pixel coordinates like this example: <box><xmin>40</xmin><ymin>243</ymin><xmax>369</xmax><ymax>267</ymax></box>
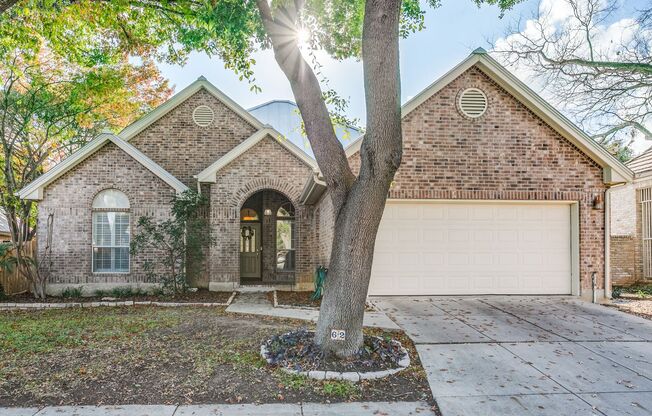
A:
<box><xmin>0</xmin><ymin>283</ymin><xmax>5</xmax><ymax>300</ymax></box>
<box><xmin>61</xmin><ymin>286</ymin><xmax>83</xmax><ymax>298</ymax></box>
<box><xmin>612</xmin><ymin>286</ymin><xmax>622</xmax><ymax>298</ymax></box>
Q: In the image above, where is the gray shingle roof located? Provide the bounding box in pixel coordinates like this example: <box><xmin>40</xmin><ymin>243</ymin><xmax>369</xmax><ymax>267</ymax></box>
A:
<box><xmin>626</xmin><ymin>146</ymin><xmax>652</xmax><ymax>174</ymax></box>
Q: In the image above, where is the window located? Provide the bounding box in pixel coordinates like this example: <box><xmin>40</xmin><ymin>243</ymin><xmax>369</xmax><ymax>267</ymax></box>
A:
<box><xmin>92</xmin><ymin>189</ymin><xmax>130</xmax><ymax>273</ymax></box>
<box><xmin>276</xmin><ymin>203</ymin><xmax>295</xmax><ymax>271</ymax></box>
<box><xmin>240</xmin><ymin>208</ymin><xmax>259</xmax><ymax>222</ymax></box>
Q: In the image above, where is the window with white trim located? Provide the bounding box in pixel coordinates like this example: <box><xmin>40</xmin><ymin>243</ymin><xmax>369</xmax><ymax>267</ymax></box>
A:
<box><xmin>276</xmin><ymin>203</ymin><xmax>295</xmax><ymax>271</ymax></box>
<box><xmin>92</xmin><ymin>189</ymin><xmax>130</xmax><ymax>273</ymax></box>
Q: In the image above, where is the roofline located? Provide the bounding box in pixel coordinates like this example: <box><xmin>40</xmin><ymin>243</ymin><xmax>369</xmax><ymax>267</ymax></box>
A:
<box><xmin>17</xmin><ymin>132</ymin><xmax>189</xmax><ymax>200</ymax></box>
<box><xmin>119</xmin><ymin>77</ymin><xmax>265</xmax><ymax>141</ymax></box>
<box><xmin>344</xmin><ymin>49</ymin><xmax>633</xmax><ymax>184</ymax></box>
<box><xmin>196</xmin><ymin>128</ymin><xmax>317</xmax><ymax>183</ymax></box>
<box><xmin>248</xmin><ymin>99</ymin><xmax>298</xmax><ymax>112</ymax></box>
<box><xmin>249</xmin><ymin>99</ymin><xmax>363</xmax><ymax>134</ymax></box>
<box><xmin>625</xmin><ymin>145</ymin><xmax>652</xmax><ymax>166</ymax></box>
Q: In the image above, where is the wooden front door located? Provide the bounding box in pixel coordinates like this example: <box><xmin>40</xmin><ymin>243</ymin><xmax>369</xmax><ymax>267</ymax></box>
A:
<box><xmin>240</xmin><ymin>223</ymin><xmax>261</xmax><ymax>278</ymax></box>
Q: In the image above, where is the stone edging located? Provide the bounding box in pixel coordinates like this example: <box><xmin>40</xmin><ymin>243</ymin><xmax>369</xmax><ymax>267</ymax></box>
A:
<box><xmin>0</xmin><ymin>291</ymin><xmax>237</xmax><ymax>311</ymax></box>
<box><xmin>260</xmin><ymin>333</ymin><xmax>410</xmax><ymax>382</ymax></box>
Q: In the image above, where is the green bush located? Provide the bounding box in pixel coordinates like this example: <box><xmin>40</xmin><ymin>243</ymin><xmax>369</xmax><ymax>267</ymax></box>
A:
<box><xmin>109</xmin><ymin>286</ymin><xmax>145</xmax><ymax>298</ymax></box>
<box><xmin>612</xmin><ymin>286</ymin><xmax>622</xmax><ymax>298</ymax></box>
<box><xmin>61</xmin><ymin>286</ymin><xmax>83</xmax><ymax>298</ymax></box>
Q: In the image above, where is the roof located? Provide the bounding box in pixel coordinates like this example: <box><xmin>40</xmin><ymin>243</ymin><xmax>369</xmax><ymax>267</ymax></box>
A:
<box><xmin>119</xmin><ymin>76</ymin><xmax>265</xmax><ymax>141</ymax></box>
<box><xmin>17</xmin><ymin>132</ymin><xmax>189</xmax><ymax>200</ymax></box>
<box><xmin>344</xmin><ymin>48</ymin><xmax>633</xmax><ymax>185</ymax></box>
<box><xmin>196</xmin><ymin>128</ymin><xmax>317</xmax><ymax>183</ymax></box>
<box><xmin>248</xmin><ymin>100</ymin><xmax>362</xmax><ymax>158</ymax></box>
<box><xmin>626</xmin><ymin>145</ymin><xmax>652</xmax><ymax>175</ymax></box>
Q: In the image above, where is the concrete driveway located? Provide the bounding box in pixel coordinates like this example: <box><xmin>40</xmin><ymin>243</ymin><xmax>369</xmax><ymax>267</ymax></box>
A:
<box><xmin>370</xmin><ymin>296</ymin><xmax>652</xmax><ymax>416</ymax></box>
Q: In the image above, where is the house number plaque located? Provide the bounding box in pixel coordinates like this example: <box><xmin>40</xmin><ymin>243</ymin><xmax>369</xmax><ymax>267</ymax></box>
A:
<box><xmin>330</xmin><ymin>329</ymin><xmax>346</xmax><ymax>341</ymax></box>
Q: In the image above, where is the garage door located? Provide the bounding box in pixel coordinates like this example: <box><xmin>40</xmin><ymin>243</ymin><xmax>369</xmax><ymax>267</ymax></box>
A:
<box><xmin>369</xmin><ymin>201</ymin><xmax>572</xmax><ymax>295</ymax></box>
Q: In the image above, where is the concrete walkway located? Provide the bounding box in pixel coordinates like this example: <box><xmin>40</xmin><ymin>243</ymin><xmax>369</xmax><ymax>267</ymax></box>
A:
<box><xmin>1</xmin><ymin>401</ymin><xmax>433</xmax><ymax>415</ymax></box>
<box><xmin>370</xmin><ymin>295</ymin><xmax>652</xmax><ymax>416</ymax></box>
<box><xmin>225</xmin><ymin>292</ymin><xmax>400</xmax><ymax>330</ymax></box>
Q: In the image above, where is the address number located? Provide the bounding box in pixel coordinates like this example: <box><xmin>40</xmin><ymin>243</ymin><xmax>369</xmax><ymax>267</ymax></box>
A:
<box><xmin>330</xmin><ymin>329</ymin><xmax>346</xmax><ymax>341</ymax></box>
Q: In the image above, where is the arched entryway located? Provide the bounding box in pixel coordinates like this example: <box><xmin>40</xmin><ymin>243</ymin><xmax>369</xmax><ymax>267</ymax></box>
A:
<box><xmin>239</xmin><ymin>189</ymin><xmax>296</xmax><ymax>284</ymax></box>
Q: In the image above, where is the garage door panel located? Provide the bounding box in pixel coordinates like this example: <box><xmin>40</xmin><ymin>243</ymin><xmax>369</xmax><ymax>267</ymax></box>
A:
<box><xmin>370</xmin><ymin>201</ymin><xmax>572</xmax><ymax>295</ymax></box>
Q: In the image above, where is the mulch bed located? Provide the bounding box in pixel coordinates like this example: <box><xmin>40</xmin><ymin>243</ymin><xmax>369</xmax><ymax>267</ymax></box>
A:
<box><xmin>264</xmin><ymin>329</ymin><xmax>406</xmax><ymax>373</ymax></box>
<box><xmin>270</xmin><ymin>291</ymin><xmax>376</xmax><ymax>311</ymax></box>
<box><xmin>2</xmin><ymin>289</ymin><xmax>233</xmax><ymax>304</ymax></box>
<box><xmin>0</xmin><ymin>307</ymin><xmax>433</xmax><ymax>406</ymax></box>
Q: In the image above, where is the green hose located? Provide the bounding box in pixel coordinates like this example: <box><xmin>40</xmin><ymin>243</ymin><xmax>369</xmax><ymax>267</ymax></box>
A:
<box><xmin>311</xmin><ymin>266</ymin><xmax>327</xmax><ymax>301</ymax></box>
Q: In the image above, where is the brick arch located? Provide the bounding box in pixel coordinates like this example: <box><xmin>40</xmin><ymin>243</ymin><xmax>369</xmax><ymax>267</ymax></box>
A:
<box><xmin>231</xmin><ymin>177</ymin><xmax>303</xmax><ymax>209</ymax></box>
<box><xmin>88</xmin><ymin>185</ymin><xmax>132</xmax><ymax>209</ymax></box>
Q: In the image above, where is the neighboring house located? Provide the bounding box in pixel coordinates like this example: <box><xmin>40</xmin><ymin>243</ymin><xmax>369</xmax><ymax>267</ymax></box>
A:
<box><xmin>0</xmin><ymin>211</ymin><xmax>10</xmax><ymax>243</ymax></box>
<box><xmin>609</xmin><ymin>147</ymin><xmax>652</xmax><ymax>286</ymax></box>
<box><xmin>18</xmin><ymin>48</ymin><xmax>632</xmax><ymax>299</ymax></box>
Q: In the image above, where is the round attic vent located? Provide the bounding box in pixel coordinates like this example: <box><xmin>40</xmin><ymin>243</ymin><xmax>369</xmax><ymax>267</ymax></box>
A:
<box><xmin>192</xmin><ymin>105</ymin><xmax>215</xmax><ymax>127</ymax></box>
<box><xmin>458</xmin><ymin>88</ymin><xmax>488</xmax><ymax>118</ymax></box>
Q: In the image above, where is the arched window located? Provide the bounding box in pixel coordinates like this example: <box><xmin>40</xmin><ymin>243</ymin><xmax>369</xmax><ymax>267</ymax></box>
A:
<box><xmin>276</xmin><ymin>202</ymin><xmax>295</xmax><ymax>271</ymax></box>
<box><xmin>240</xmin><ymin>208</ymin><xmax>259</xmax><ymax>222</ymax></box>
<box><xmin>92</xmin><ymin>189</ymin><xmax>130</xmax><ymax>273</ymax></box>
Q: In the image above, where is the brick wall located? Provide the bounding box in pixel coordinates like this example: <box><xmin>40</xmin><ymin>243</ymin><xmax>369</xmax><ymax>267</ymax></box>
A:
<box><xmin>336</xmin><ymin>65</ymin><xmax>607</xmax><ymax>292</ymax></box>
<box><xmin>610</xmin><ymin>236</ymin><xmax>639</xmax><ymax>285</ymax></box>
<box><xmin>129</xmin><ymin>88</ymin><xmax>257</xmax><ymax>188</ymax></box>
<box><xmin>38</xmin><ymin>142</ymin><xmax>176</xmax><ymax>286</ymax></box>
<box><xmin>208</xmin><ymin>135</ymin><xmax>314</xmax><ymax>290</ymax></box>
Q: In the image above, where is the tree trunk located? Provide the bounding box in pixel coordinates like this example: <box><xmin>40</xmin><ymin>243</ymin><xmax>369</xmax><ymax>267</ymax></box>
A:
<box><xmin>257</xmin><ymin>0</ymin><xmax>402</xmax><ymax>357</ymax></box>
<box><xmin>314</xmin><ymin>0</ymin><xmax>402</xmax><ymax>357</ymax></box>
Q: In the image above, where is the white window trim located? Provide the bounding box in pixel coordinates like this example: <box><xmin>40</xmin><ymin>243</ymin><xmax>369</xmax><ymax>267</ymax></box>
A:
<box><xmin>92</xmin><ymin>211</ymin><xmax>131</xmax><ymax>274</ymax></box>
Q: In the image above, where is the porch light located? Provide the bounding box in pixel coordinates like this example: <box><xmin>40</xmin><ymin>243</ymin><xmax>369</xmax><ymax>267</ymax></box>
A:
<box><xmin>592</xmin><ymin>195</ymin><xmax>604</xmax><ymax>210</ymax></box>
<box><xmin>264</xmin><ymin>208</ymin><xmax>272</xmax><ymax>216</ymax></box>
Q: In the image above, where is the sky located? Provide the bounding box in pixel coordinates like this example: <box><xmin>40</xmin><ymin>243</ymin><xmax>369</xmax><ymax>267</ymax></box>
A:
<box><xmin>159</xmin><ymin>0</ymin><xmax>651</xmax><ymax>154</ymax></box>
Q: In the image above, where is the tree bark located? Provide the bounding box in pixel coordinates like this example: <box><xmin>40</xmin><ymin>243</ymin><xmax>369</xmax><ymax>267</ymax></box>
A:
<box><xmin>256</xmin><ymin>0</ymin><xmax>403</xmax><ymax>357</ymax></box>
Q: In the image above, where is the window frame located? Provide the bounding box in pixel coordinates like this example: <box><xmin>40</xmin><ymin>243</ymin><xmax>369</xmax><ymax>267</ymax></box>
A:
<box><xmin>275</xmin><ymin>203</ymin><xmax>296</xmax><ymax>271</ymax></box>
<box><xmin>91</xmin><ymin>190</ymin><xmax>131</xmax><ymax>274</ymax></box>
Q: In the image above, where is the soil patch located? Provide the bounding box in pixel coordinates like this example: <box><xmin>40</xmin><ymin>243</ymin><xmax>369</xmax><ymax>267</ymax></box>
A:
<box><xmin>0</xmin><ymin>307</ymin><xmax>432</xmax><ymax>406</ymax></box>
<box><xmin>3</xmin><ymin>289</ymin><xmax>233</xmax><ymax>304</ymax></box>
<box><xmin>264</xmin><ymin>329</ymin><xmax>406</xmax><ymax>373</ymax></box>
<box><xmin>270</xmin><ymin>291</ymin><xmax>375</xmax><ymax>311</ymax></box>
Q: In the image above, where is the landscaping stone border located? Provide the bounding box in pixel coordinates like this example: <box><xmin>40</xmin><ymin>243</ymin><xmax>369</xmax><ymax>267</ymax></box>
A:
<box><xmin>0</xmin><ymin>291</ymin><xmax>237</xmax><ymax>311</ymax></box>
<box><xmin>260</xmin><ymin>332</ymin><xmax>411</xmax><ymax>382</ymax></box>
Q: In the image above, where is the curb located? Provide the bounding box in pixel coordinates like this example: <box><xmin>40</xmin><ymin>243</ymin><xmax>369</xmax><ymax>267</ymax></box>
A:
<box><xmin>260</xmin><ymin>333</ymin><xmax>410</xmax><ymax>382</ymax></box>
<box><xmin>0</xmin><ymin>291</ymin><xmax>237</xmax><ymax>311</ymax></box>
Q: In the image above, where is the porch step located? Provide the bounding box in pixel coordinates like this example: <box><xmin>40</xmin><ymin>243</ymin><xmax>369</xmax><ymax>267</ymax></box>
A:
<box><xmin>230</xmin><ymin>291</ymin><xmax>272</xmax><ymax>306</ymax></box>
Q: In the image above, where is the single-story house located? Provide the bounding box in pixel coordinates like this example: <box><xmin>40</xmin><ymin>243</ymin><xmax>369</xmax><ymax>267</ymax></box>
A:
<box><xmin>18</xmin><ymin>48</ymin><xmax>633</xmax><ymax>299</ymax></box>
<box><xmin>609</xmin><ymin>147</ymin><xmax>652</xmax><ymax>286</ymax></box>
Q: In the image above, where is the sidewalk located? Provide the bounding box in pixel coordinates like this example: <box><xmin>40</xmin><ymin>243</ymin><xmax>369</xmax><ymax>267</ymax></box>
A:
<box><xmin>225</xmin><ymin>292</ymin><xmax>400</xmax><ymax>330</ymax></box>
<box><xmin>3</xmin><ymin>401</ymin><xmax>434</xmax><ymax>415</ymax></box>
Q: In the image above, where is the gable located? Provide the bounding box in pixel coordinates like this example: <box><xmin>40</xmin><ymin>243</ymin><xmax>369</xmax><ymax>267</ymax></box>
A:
<box><xmin>344</xmin><ymin>50</ymin><xmax>632</xmax><ymax>185</ymax></box>
<box><xmin>40</xmin><ymin>141</ymin><xmax>178</xmax><ymax>207</ymax></box>
<box><xmin>197</xmin><ymin>128</ymin><xmax>316</xmax><ymax>183</ymax></box>
<box><xmin>18</xmin><ymin>132</ymin><xmax>187</xmax><ymax>200</ymax></box>
<box><xmin>128</xmin><ymin>87</ymin><xmax>260</xmax><ymax>187</ymax></box>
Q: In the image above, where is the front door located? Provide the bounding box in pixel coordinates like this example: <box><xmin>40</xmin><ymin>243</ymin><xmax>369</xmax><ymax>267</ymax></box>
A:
<box><xmin>240</xmin><ymin>223</ymin><xmax>261</xmax><ymax>279</ymax></box>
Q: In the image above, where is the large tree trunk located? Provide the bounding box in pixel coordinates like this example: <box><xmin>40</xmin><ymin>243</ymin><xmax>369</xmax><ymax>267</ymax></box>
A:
<box><xmin>257</xmin><ymin>0</ymin><xmax>402</xmax><ymax>357</ymax></box>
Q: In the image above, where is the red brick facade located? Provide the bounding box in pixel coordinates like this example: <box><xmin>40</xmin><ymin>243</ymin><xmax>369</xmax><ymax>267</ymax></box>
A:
<box><xmin>33</xmin><ymin>64</ymin><xmax>615</xmax><ymax>295</ymax></box>
<box><xmin>341</xmin><ymin>66</ymin><xmax>607</xmax><ymax>293</ymax></box>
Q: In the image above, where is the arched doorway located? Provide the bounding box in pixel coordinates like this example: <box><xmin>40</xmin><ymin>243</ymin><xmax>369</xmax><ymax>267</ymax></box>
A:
<box><xmin>240</xmin><ymin>189</ymin><xmax>296</xmax><ymax>284</ymax></box>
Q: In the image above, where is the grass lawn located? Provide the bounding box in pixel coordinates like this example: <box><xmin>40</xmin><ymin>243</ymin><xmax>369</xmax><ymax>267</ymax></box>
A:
<box><xmin>0</xmin><ymin>307</ymin><xmax>432</xmax><ymax>406</ymax></box>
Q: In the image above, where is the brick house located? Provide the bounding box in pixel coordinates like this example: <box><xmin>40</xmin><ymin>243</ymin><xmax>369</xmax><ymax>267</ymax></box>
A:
<box><xmin>19</xmin><ymin>49</ymin><xmax>632</xmax><ymax>299</ymax></box>
<box><xmin>609</xmin><ymin>147</ymin><xmax>652</xmax><ymax>286</ymax></box>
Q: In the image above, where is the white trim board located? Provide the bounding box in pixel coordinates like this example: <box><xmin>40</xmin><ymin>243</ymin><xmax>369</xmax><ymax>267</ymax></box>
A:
<box><xmin>18</xmin><ymin>132</ymin><xmax>189</xmax><ymax>200</ymax></box>
<box><xmin>196</xmin><ymin>128</ymin><xmax>318</xmax><ymax>183</ymax></box>
<box><xmin>119</xmin><ymin>77</ymin><xmax>265</xmax><ymax>141</ymax></box>
<box><xmin>344</xmin><ymin>49</ymin><xmax>633</xmax><ymax>184</ymax></box>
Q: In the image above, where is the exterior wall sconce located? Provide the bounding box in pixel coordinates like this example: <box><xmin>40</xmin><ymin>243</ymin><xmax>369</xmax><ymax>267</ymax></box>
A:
<box><xmin>264</xmin><ymin>208</ymin><xmax>273</xmax><ymax>216</ymax></box>
<box><xmin>592</xmin><ymin>195</ymin><xmax>604</xmax><ymax>210</ymax></box>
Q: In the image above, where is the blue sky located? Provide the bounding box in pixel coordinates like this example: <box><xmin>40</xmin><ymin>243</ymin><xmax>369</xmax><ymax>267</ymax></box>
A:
<box><xmin>159</xmin><ymin>0</ymin><xmax>539</xmax><ymax>125</ymax></box>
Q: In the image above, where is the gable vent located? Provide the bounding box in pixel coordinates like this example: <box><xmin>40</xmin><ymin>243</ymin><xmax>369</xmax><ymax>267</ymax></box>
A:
<box><xmin>458</xmin><ymin>88</ymin><xmax>488</xmax><ymax>118</ymax></box>
<box><xmin>192</xmin><ymin>105</ymin><xmax>215</xmax><ymax>127</ymax></box>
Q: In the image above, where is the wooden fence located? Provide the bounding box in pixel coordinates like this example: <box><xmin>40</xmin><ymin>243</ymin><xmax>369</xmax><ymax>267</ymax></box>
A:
<box><xmin>0</xmin><ymin>240</ymin><xmax>35</xmax><ymax>296</ymax></box>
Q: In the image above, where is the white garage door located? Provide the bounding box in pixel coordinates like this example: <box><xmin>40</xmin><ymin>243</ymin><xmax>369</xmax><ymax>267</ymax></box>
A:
<box><xmin>369</xmin><ymin>201</ymin><xmax>572</xmax><ymax>295</ymax></box>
